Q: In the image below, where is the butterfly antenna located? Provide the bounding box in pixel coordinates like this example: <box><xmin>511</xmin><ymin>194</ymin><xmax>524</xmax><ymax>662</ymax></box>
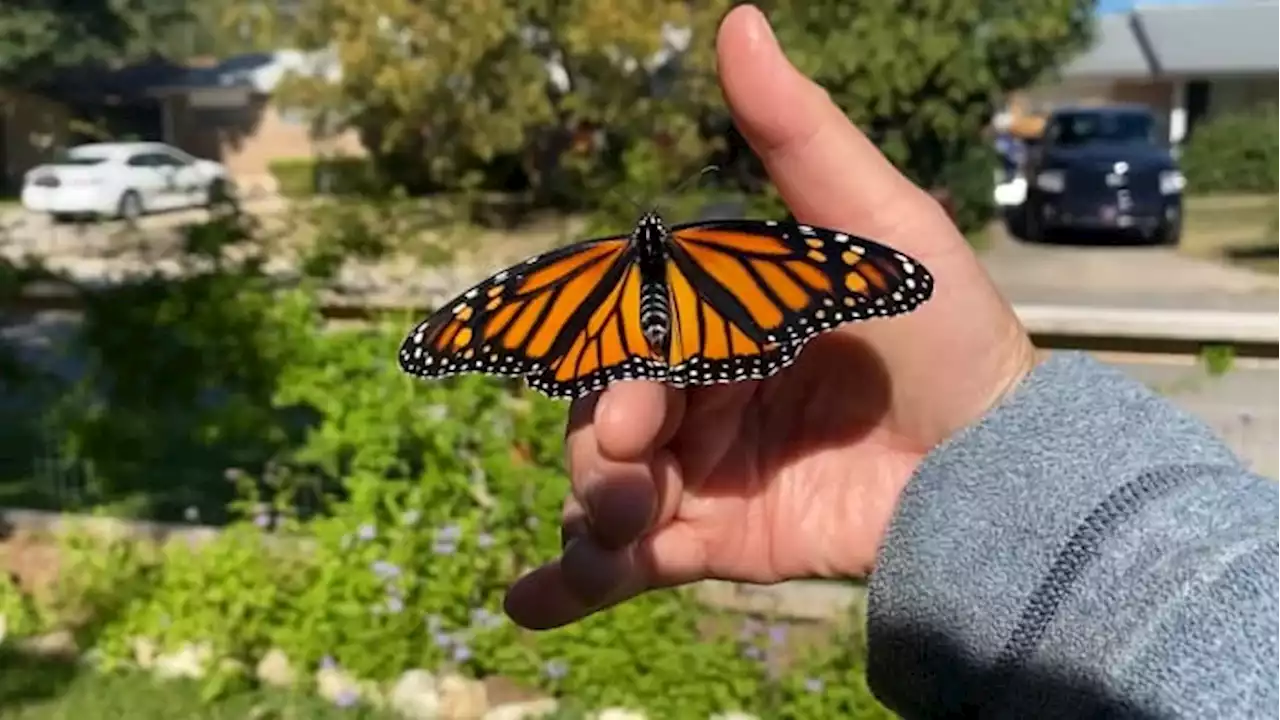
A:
<box><xmin>604</xmin><ymin>184</ymin><xmax>646</xmax><ymax>216</ymax></box>
<box><xmin>654</xmin><ymin>164</ymin><xmax>721</xmax><ymax>215</ymax></box>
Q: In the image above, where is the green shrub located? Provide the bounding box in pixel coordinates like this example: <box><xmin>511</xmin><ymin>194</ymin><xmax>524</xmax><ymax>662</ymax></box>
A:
<box><xmin>7</xmin><ymin>214</ymin><xmax>896</xmax><ymax>717</ymax></box>
<box><xmin>1181</xmin><ymin>104</ymin><xmax>1279</xmax><ymax>194</ymax></box>
<box><xmin>268</xmin><ymin>157</ymin><xmax>383</xmax><ymax>198</ymax></box>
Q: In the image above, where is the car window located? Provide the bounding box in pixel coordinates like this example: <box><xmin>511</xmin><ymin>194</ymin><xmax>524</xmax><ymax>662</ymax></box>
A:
<box><xmin>154</xmin><ymin>151</ymin><xmax>192</xmax><ymax>167</ymax></box>
<box><xmin>1046</xmin><ymin>112</ymin><xmax>1156</xmax><ymax>146</ymax></box>
<box><xmin>126</xmin><ymin>153</ymin><xmax>159</xmax><ymax>167</ymax></box>
<box><xmin>53</xmin><ymin>149</ymin><xmax>110</xmax><ymax>166</ymax></box>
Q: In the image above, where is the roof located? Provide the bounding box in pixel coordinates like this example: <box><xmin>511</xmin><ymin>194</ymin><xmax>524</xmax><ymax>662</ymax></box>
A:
<box><xmin>65</xmin><ymin>141</ymin><xmax>176</xmax><ymax>159</ymax></box>
<box><xmin>1063</xmin><ymin>0</ymin><xmax>1279</xmax><ymax>78</ymax></box>
<box><xmin>150</xmin><ymin>50</ymin><xmax>341</xmax><ymax>95</ymax></box>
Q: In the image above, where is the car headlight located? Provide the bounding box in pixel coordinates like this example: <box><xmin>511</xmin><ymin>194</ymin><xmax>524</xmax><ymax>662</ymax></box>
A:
<box><xmin>1159</xmin><ymin>170</ymin><xmax>1186</xmax><ymax>195</ymax></box>
<box><xmin>1035</xmin><ymin>170</ymin><xmax>1065</xmax><ymax>193</ymax></box>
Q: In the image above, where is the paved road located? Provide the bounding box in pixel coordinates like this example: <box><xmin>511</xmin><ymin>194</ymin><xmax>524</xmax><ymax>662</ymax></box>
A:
<box><xmin>1104</xmin><ymin>356</ymin><xmax>1278</xmax><ymax>479</ymax></box>
<box><xmin>980</xmin><ymin>229</ymin><xmax>1278</xmax><ymax>314</ymax></box>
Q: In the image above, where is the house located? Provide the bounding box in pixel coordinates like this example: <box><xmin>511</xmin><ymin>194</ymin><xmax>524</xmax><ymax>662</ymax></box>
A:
<box><xmin>142</xmin><ymin>50</ymin><xmax>365</xmax><ymax>194</ymax></box>
<box><xmin>1</xmin><ymin>51</ymin><xmax>365</xmax><ymax>196</ymax></box>
<box><xmin>0</xmin><ymin>88</ymin><xmax>74</xmax><ymax>194</ymax></box>
<box><xmin>1006</xmin><ymin>0</ymin><xmax>1278</xmax><ymax>142</ymax></box>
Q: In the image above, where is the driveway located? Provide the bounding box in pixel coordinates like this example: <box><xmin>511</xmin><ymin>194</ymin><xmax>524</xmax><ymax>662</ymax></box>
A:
<box><xmin>980</xmin><ymin>228</ymin><xmax>1278</xmax><ymax>314</ymax></box>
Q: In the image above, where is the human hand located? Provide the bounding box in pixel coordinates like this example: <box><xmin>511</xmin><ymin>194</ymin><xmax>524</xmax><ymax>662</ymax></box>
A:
<box><xmin>504</xmin><ymin>4</ymin><xmax>1039</xmax><ymax>630</ymax></box>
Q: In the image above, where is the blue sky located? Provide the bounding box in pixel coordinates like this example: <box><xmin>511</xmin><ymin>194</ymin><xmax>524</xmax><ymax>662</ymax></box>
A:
<box><xmin>1097</xmin><ymin>0</ymin><xmax>1232</xmax><ymax>13</ymax></box>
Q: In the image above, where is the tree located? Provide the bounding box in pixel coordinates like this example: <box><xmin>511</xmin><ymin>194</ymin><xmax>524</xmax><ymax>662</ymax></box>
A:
<box><xmin>278</xmin><ymin>0</ymin><xmax>731</xmax><ymax>207</ymax></box>
<box><xmin>755</xmin><ymin>0</ymin><xmax>1095</xmax><ymax>229</ymax></box>
<box><xmin>0</xmin><ymin>0</ymin><xmax>132</xmax><ymax>86</ymax></box>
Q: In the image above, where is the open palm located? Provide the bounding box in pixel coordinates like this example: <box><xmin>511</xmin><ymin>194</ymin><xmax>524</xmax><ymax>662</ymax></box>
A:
<box><xmin>504</xmin><ymin>5</ymin><xmax>1037</xmax><ymax>630</ymax></box>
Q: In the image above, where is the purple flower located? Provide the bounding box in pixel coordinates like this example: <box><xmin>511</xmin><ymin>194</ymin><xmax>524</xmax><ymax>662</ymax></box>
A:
<box><xmin>320</xmin><ymin>655</ymin><xmax>337</xmax><ymax>670</ymax></box>
<box><xmin>253</xmin><ymin>512</ymin><xmax>272</xmax><ymax>529</ymax></box>
<box><xmin>357</xmin><ymin>523</ymin><xmax>377</xmax><ymax>541</ymax></box>
<box><xmin>432</xmin><ymin>538</ymin><xmax>457</xmax><ymax>555</ymax></box>
<box><xmin>542</xmin><ymin>659</ymin><xmax>569</xmax><ymax>680</ymax></box>
<box><xmin>334</xmin><ymin>687</ymin><xmax>359</xmax><ymax>707</ymax></box>
<box><xmin>385</xmin><ymin>595</ymin><xmax>405</xmax><ymax>614</ymax></box>
<box><xmin>804</xmin><ymin>677</ymin><xmax>825</xmax><ymax>693</ymax></box>
<box><xmin>742</xmin><ymin>645</ymin><xmax>764</xmax><ymax>661</ymax></box>
<box><xmin>738</xmin><ymin>618</ymin><xmax>762</xmax><ymax>641</ymax></box>
<box><xmin>432</xmin><ymin>630</ymin><xmax>455</xmax><ymax>649</ymax></box>
<box><xmin>469</xmin><ymin>607</ymin><xmax>501</xmax><ymax>629</ymax></box>
<box><xmin>451</xmin><ymin>642</ymin><xmax>472</xmax><ymax>663</ymax></box>
<box><xmin>371</xmin><ymin>560</ymin><xmax>401</xmax><ymax>580</ymax></box>
<box><xmin>476</xmin><ymin>532</ymin><xmax>495</xmax><ymax>549</ymax></box>
<box><xmin>767</xmin><ymin>623</ymin><xmax>788</xmax><ymax>646</ymax></box>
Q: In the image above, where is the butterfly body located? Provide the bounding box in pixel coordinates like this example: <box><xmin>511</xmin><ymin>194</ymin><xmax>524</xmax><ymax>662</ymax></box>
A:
<box><xmin>633</xmin><ymin>211</ymin><xmax>675</xmax><ymax>358</ymax></box>
<box><xmin>399</xmin><ymin>210</ymin><xmax>934</xmax><ymax>400</ymax></box>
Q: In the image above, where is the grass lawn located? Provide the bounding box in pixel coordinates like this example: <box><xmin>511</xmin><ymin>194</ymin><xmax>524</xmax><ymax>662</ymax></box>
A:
<box><xmin>1180</xmin><ymin>194</ymin><xmax>1278</xmax><ymax>274</ymax></box>
<box><xmin>0</xmin><ymin>649</ymin><xmax>397</xmax><ymax>720</ymax></box>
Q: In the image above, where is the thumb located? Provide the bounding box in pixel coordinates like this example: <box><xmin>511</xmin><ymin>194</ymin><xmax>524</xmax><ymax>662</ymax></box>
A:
<box><xmin>715</xmin><ymin>5</ymin><xmax>947</xmax><ymax>252</ymax></box>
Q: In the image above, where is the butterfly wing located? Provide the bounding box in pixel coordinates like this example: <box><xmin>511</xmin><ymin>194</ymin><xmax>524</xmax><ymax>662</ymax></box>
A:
<box><xmin>662</xmin><ymin>219</ymin><xmax>934</xmax><ymax>386</ymax></box>
<box><xmin>398</xmin><ymin>235</ymin><xmax>666</xmax><ymax>399</ymax></box>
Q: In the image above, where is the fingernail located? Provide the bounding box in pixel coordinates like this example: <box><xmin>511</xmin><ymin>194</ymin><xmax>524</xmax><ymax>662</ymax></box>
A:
<box><xmin>744</xmin><ymin>5</ymin><xmax>779</xmax><ymax>51</ymax></box>
<box><xmin>561</xmin><ymin>537</ymin><xmax>629</xmax><ymax>605</ymax></box>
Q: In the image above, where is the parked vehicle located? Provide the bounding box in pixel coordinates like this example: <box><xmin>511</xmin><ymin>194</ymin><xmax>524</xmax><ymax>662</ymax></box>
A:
<box><xmin>1020</xmin><ymin>104</ymin><xmax>1185</xmax><ymax>245</ymax></box>
<box><xmin>20</xmin><ymin>142</ymin><xmax>233</xmax><ymax>222</ymax></box>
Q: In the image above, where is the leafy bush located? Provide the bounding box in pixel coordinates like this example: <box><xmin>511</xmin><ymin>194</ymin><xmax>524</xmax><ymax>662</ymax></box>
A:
<box><xmin>268</xmin><ymin>158</ymin><xmax>384</xmax><ymax>198</ymax></box>
<box><xmin>3</xmin><ymin>212</ymin><xmax>895</xmax><ymax>717</ymax></box>
<box><xmin>1181</xmin><ymin>104</ymin><xmax>1279</xmax><ymax>194</ymax></box>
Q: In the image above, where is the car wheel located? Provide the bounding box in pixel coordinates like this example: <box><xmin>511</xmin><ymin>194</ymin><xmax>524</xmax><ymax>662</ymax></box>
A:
<box><xmin>116</xmin><ymin>190</ymin><xmax>144</xmax><ymax>222</ymax></box>
<box><xmin>205</xmin><ymin>178</ymin><xmax>238</xmax><ymax>211</ymax></box>
<box><xmin>1023</xmin><ymin>207</ymin><xmax>1044</xmax><ymax>243</ymax></box>
<box><xmin>50</xmin><ymin>213</ymin><xmax>76</xmax><ymax>225</ymax></box>
<box><xmin>1156</xmin><ymin>218</ymin><xmax>1182</xmax><ymax>247</ymax></box>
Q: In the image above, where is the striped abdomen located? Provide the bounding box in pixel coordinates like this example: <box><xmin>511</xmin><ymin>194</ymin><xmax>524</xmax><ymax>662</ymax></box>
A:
<box><xmin>639</xmin><ymin>280</ymin><xmax>669</xmax><ymax>356</ymax></box>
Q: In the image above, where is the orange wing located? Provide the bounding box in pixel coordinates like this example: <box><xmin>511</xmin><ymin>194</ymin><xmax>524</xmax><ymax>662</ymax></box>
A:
<box><xmin>663</xmin><ymin>219</ymin><xmax>933</xmax><ymax>386</ymax></box>
<box><xmin>398</xmin><ymin>236</ymin><xmax>666</xmax><ymax>399</ymax></box>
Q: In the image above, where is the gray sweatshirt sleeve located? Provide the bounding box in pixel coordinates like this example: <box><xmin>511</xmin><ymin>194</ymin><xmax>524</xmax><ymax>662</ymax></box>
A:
<box><xmin>866</xmin><ymin>351</ymin><xmax>1278</xmax><ymax>719</ymax></box>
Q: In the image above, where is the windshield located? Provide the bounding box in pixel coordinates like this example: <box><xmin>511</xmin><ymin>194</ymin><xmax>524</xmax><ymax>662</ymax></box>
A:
<box><xmin>1047</xmin><ymin>111</ymin><xmax>1157</xmax><ymax>146</ymax></box>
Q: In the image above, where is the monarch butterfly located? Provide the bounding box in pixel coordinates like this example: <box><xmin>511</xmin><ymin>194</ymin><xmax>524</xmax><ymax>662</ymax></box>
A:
<box><xmin>398</xmin><ymin>212</ymin><xmax>934</xmax><ymax>400</ymax></box>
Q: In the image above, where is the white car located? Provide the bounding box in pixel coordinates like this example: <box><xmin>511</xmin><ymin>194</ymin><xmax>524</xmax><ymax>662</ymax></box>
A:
<box><xmin>20</xmin><ymin>141</ymin><xmax>233</xmax><ymax>222</ymax></box>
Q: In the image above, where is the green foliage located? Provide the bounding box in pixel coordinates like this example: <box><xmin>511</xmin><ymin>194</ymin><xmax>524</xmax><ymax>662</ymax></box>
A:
<box><xmin>0</xmin><ymin>572</ymin><xmax>48</xmax><ymax>640</ymax></box>
<box><xmin>1199</xmin><ymin>344</ymin><xmax>1236</xmax><ymax>378</ymax></box>
<box><xmin>757</xmin><ymin>0</ymin><xmax>1093</xmax><ymax>231</ymax></box>
<box><xmin>268</xmin><ymin>158</ymin><xmax>384</xmax><ymax>199</ymax></box>
<box><xmin>1181</xmin><ymin>104</ymin><xmax>1279</xmax><ymax>194</ymax></box>
<box><xmin>0</xmin><ymin>652</ymin><xmax>402</xmax><ymax>719</ymax></box>
<box><xmin>0</xmin><ymin>0</ymin><xmax>129</xmax><ymax>85</ymax></box>
<box><xmin>0</xmin><ymin>213</ymin><xmax>895</xmax><ymax>716</ymax></box>
<box><xmin>278</xmin><ymin>0</ymin><xmax>730</xmax><ymax>204</ymax></box>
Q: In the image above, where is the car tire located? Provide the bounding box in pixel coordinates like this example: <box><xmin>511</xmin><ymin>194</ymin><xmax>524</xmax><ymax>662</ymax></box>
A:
<box><xmin>1156</xmin><ymin>218</ymin><xmax>1182</xmax><ymax>248</ymax></box>
<box><xmin>205</xmin><ymin>178</ymin><xmax>238</xmax><ymax>211</ymax></box>
<box><xmin>116</xmin><ymin>190</ymin><xmax>144</xmax><ymax>222</ymax></box>
<box><xmin>1023</xmin><ymin>207</ymin><xmax>1045</xmax><ymax>243</ymax></box>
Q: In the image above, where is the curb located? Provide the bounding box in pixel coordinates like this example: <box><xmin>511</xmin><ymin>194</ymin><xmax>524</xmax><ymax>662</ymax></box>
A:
<box><xmin>1014</xmin><ymin>304</ymin><xmax>1277</xmax><ymax>344</ymax></box>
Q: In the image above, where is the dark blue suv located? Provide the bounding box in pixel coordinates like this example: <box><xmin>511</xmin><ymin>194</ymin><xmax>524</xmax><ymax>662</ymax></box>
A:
<box><xmin>1022</xmin><ymin>105</ymin><xmax>1185</xmax><ymax>245</ymax></box>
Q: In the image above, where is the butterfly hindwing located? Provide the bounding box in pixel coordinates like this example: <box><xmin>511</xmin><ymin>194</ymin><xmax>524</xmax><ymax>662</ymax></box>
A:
<box><xmin>662</xmin><ymin>219</ymin><xmax>934</xmax><ymax>386</ymax></box>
